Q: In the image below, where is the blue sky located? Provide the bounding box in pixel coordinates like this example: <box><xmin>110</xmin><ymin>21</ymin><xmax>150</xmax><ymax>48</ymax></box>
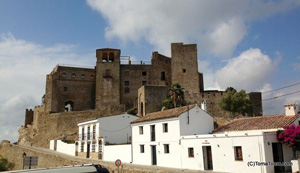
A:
<box><xmin>0</xmin><ymin>0</ymin><xmax>300</xmax><ymax>142</ymax></box>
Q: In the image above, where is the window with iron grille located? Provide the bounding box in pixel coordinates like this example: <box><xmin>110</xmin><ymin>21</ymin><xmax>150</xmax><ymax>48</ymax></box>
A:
<box><xmin>81</xmin><ymin>142</ymin><xmax>84</xmax><ymax>152</ymax></box>
<box><xmin>92</xmin><ymin>142</ymin><xmax>96</xmax><ymax>152</ymax></box>
<box><xmin>234</xmin><ymin>146</ymin><xmax>243</xmax><ymax>161</ymax></box>
<box><xmin>87</xmin><ymin>126</ymin><xmax>90</xmax><ymax>140</ymax></box>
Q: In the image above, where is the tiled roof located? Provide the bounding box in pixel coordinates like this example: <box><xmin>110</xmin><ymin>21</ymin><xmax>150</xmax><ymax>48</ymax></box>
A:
<box><xmin>214</xmin><ymin>114</ymin><xmax>300</xmax><ymax>132</ymax></box>
<box><xmin>131</xmin><ymin>104</ymin><xmax>196</xmax><ymax>124</ymax></box>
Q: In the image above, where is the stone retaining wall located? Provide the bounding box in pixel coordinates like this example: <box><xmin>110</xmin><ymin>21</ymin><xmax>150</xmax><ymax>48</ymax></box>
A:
<box><xmin>0</xmin><ymin>141</ymin><xmax>194</xmax><ymax>173</ymax></box>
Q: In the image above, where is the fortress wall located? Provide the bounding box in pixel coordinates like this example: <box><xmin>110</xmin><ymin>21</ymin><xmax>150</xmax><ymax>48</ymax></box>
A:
<box><xmin>24</xmin><ymin>109</ymin><xmax>33</xmax><ymax>127</ymax></box>
<box><xmin>18</xmin><ymin>105</ymin><xmax>126</xmax><ymax>148</ymax></box>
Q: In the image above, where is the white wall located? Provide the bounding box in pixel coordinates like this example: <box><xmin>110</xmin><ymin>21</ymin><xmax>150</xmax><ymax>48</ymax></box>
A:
<box><xmin>103</xmin><ymin>144</ymin><xmax>132</xmax><ymax>163</ymax></box>
<box><xmin>180</xmin><ymin>133</ymin><xmax>266</xmax><ymax>173</ymax></box>
<box><xmin>132</xmin><ymin>118</ymin><xmax>182</xmax><ymax>167</ymax></box>
<box><xmin>131</xmin><ymin>106</ymin><xmax>214</xmax><ymax>168</ymax></box>
<box><xmin>179</xmin><ymin>106</ymin><xmax>214</xmax><ymax>136</ymax></box>
<box><xmin>179</xmin><ymin>132</ymin><xmax>294</xmax><ymax>173</ymax></box>
<box><xmin>98</xmin><ymin>114</ymin><xmax>139</xmax><ymax>144</ymax></box>
<box><xmin>49</xmin><ymin>140</ymin><xmax>76</xmax><ymax>156</ymax></box>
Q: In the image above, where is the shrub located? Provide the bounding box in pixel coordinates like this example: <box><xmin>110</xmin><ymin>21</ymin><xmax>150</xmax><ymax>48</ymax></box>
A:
<box><xmin>0</xmin><ymin>158</ymin><xmax>15</xmax><ymax>171</ymax></box>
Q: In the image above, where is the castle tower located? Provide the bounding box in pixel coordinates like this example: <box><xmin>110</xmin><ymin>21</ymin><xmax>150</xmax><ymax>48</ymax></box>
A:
<box><xmin>95</xmin><ymin>48</ymin><xmax>121</xmax><ymax>109</ymax></box>
<box><xmin>171</xmin><ymin>43</ymin><xmax>200</xmax><ymax>103</ymax></box>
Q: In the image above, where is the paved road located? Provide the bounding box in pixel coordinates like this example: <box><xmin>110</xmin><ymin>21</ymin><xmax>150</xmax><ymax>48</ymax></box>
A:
<box><xmin>16</xmin><ymin>144</ymin><xmax>223</xmax><ymax>173</ymax></box>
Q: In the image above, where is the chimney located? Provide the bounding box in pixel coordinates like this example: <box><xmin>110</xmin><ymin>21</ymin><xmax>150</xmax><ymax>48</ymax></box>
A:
<box><xmin>201</xmin><ymin>99</ymin><xmax>207</xmax><ymax>111</ymax></box>
<box><xmin>284</xmin><ymin>103</ymin><xmax>299</xmax><ymax>116</ymax></box>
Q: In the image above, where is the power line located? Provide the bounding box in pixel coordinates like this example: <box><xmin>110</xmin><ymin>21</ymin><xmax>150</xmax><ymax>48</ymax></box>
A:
<box><xmin>262</xmin><ymin>90</ymin><xmax>300</xmax><ymax>101</ymax></box>
<box><xmin>262</xmin><ymin>82</ymin><xmax>300</xmax><ymax>94</ymax></box>
<box><xmin>99</xmin><ymin>125</ymin><xmax>130</xmax><ymax>132</ymax></box>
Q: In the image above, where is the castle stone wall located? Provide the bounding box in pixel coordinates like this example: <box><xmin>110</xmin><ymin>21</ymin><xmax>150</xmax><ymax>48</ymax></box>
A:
<box><xmin>19</xmin><ymin>105</ymin><xmax>126</xmax><ymax>148</ymax></box>
<box><xmin>45</xmin><ymin>66</ymin><xmax>96</xmax><ymax>113</ymax></box>
<box><xmin>171</xmin><ymin>43</ymin><xmax>200</xmax><ymax>103</ymax></box>
<box><xmin>137</xmin><ymin>86</ymin><xmax>168</xmax><ymax>116</ymax></box>
<box><xmin>24</xmin><ymin>109</ymin><xmax>33</xmax><ymax>128</ymax></box>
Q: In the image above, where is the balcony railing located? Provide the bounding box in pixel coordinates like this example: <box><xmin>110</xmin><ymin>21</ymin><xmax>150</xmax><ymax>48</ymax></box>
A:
<box><xmin>78</xmin><ymin>133</ymin><xmax>97</xmax><ymax>141</ymax></box>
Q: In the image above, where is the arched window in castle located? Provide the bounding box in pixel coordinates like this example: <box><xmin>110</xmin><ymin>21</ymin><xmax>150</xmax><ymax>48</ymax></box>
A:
<box><xmin>62</xmin><ymin>73</ymin><xmax>67</xmax><ymax>78</ymax></box>
<box><xmin>71</xmin><ymin>73</ymin><xmax>76</xmax><ymax>78</ymax></box>
<box><xmin>108</xmin><ymin>53</ymin><xmax>114</xmax><ymax>62</ymax></box>
<box><xmin>102</xmin><ymin>53</ymin><xmax>108</xmax><ymax>62</ymax></box>
<box><xmin>81</xmin><ymin>74</ymin><xmax>86</xmax><ymax>79</ymax></box>
<box><xmin>65</xmin><ymin>101</ymin><xmax>73</xmax><ymax>112</ymax></box>
<box><xmin>90</xmin><ymin>75</ymin><xmax>95</xmax><ymax>79</ymax></box>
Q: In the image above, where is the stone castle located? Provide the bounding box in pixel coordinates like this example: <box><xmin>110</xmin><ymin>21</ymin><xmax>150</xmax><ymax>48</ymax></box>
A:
<box><xmin>20</xmin><ymin>43</ymin><xmax>262</xmax><ymax>147</ymax></box>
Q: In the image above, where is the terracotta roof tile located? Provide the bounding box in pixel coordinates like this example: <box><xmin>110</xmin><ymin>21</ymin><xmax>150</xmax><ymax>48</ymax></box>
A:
<box><xmin>214</xmin><ymin>114</ymin><xmax>300</xmax><ymax>132</ymax></box>
<box><xmin>131</xmin><ymin>104</ymin><xmax>196</xmax><ymax>124</ymax></box>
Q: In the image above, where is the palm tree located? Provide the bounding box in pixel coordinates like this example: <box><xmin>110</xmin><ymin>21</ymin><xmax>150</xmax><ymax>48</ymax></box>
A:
<box><xmin>169</xmin><ymin>83</ymin><xmax>185</xmax><ymax>108</ymax></box>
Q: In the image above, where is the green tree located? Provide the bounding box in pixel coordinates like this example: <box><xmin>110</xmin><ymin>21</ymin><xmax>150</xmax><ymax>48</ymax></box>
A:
<box><xmin>162</xmin><ymin>83</ymin><xmax>186</xmax><ymax>109</ymax></box>
<box><xmin>218</xmin><ymin>87</ymin><xmax>253</xmax><ymax>118</ymax></box>
<box><xmin>0</xmin><ymin>158</ymin><xmax>14</xmax><ymax>171</ymax></box>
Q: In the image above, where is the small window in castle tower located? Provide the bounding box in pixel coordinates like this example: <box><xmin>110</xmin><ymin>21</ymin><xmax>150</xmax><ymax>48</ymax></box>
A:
<box><xmin>125</xmin><ymin>87</ymin><xmax>130</xmax><ymax>94</ymax></box>
<box><xmin>182</xmin><ymin>69</ymin><xmax>186</xmax><ymax>73</ymax></box>
<box><xmin>161</xmin><ymin>72</ymin><xmax>166</xmax><ymax>80</ymax></box>
<box><xmin>62</xmin><ymin>73</ymin><xmax>67</xmax><ymax>78</ymax></box>
<box><xmin>142</xmin><ymin>81</ymin><xmax>147</xmax><ymax>86</ymax></box>
<box><xmin>105</xmin><ymin>70</ymin><xmax>111</xmax><ymax>77</ymax></box>
<box><xmin>71</xmin><ymin>73</ymin><xmax>76</xmax><ymax>78</ymax></box>
<box><xmin>64</xmin><ymin>87</ymin><xmax>68</xmax><ymax>91</ymax></box>
<box><xmin>124</xmin><ymin>81</ymin><xmax>129</xmax><ymax>86</ymax></box>
<box><xmin>90</xmin><ymin>75</ymin><xmax>95</xmax><ymax>79</ymax></box>
<box><xmin>81</xmin><ymin>74</ymin><xmax>86</xmax><ymax>79</ymax></box>
<box><xmin>142</xmin><ymin>71</ymin><xmax>147</xmax><ymax>76</ymax></box>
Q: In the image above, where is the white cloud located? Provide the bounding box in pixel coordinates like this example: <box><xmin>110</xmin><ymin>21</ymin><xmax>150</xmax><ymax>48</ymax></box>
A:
<box><xmin>86</xmin><ymin>0</ymin><xmax>300</xmax><ymax>56</ymax></box>
<box><xmin>215</xmin><ymin>48</ymin><xmax>278</xmax><ymax>91</ymax></box>
<box><xmin>0</xmin><ymin>33</ymin><xmax>94</xmax><ymax>142</ymax></box>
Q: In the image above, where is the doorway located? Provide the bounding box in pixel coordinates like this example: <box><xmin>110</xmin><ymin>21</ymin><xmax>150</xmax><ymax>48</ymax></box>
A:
<box><xmin>202</xmin><ymin>146</ymin><xmax>213</xmax><ymax>170</ymax></box>
<box><xmin>151</xmin><ymin>145</ymin><xmax>157</xmax><ymax>165</ymax></box>
<box><xmin>86</xmin><ymin>142</ymin><xmax>90</xmax><ymax>158</ymax></box>
<box><xmin>272</xmin><ymin>143</ymin><xmax>284</xmax><ymax>173</ymax></box>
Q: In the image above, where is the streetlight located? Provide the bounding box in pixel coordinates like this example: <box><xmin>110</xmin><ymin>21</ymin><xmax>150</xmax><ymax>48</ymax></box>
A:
<box><xmin>22</xmin><ymin>152</ymin><xmax>26</xmax><ymax>170</ymax></box>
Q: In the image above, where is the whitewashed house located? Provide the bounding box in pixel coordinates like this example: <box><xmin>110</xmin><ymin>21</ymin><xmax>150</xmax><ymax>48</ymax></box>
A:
<box><xmin>131</xmin><ymin>103</ymin><xmax>300</xmax><ymax>173</ymax></box>
<box><xmin>131</xmin><ymin>104</ymin><xmax>214</xmax><ymax>168</ymax></box>
<box><xmin>76</xmin><ymin>113</ymin><xmax>139</xmax><ymax>161</ymax></box>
